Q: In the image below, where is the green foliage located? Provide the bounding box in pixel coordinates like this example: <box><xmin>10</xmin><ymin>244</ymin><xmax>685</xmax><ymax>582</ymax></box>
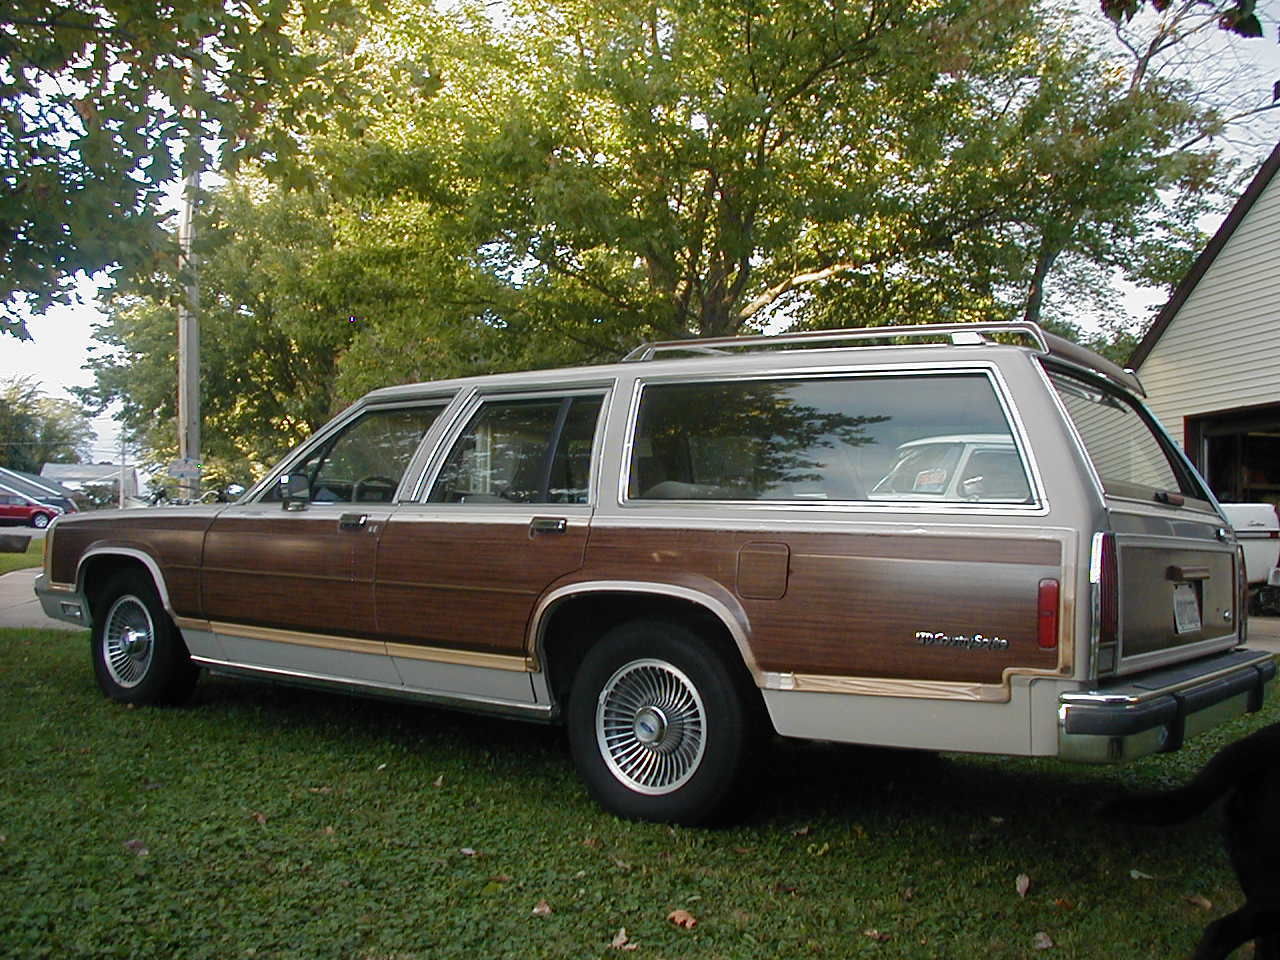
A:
<box><xmin>0</xmin><ymin>0</ymin><xmax>375</xmax><ymax>337</ymax></box>
<box><xmin>1101</xmin><ymin>0</ymin><xmax>1266</xmax><ymax>39</ymax></box>
<box><xmin>0</xmin><ymin>377</ymin><xmax>94</xmax><ymax>471</ymax></box>
<box><xmin>87</xmin><ymin>0</ymin><xmax>1271</xmax><ymax>471</ymax></box>
<box><xmin>1</xmin><ymin>628</ymin><xmax>1277</xmax><ymax>958</ymax></box>
<box><xmin>0</xmin><ymin>539</ymin><xmax>42</xmax><ymax>575</ymax></box>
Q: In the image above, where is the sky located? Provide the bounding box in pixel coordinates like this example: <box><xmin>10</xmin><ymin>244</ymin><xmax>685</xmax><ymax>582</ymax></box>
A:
<box><xmin>3</xmin><ymin>0</ymin><xmax>1280</xmax><ymax>468</ymax></box>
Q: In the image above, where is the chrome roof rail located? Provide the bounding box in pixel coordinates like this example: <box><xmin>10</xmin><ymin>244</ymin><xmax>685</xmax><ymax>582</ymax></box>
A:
<box><xmin>621</xmin><ymin>321</ymin><xmax>1146</xmax><ymax>396</ymax></box>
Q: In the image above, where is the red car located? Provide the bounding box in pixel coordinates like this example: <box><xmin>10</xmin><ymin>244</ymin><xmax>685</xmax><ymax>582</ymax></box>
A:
<box><xmin>0</xmin><ymin>493</ymin><xmax>62</xmax><ymax>528</ymax></box>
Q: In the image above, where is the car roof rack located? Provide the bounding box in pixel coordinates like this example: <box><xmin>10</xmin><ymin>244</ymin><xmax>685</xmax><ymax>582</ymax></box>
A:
<box><xmin>621</xmin><ymin>321</ymin><xmax>1145</xmax><ymax>396</ymax></box>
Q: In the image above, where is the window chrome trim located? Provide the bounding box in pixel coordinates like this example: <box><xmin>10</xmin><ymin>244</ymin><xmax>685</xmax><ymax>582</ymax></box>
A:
<box><xmin>410</xmin><ymin>386</ymin><xmax>613</xmax><ymax>506</ymax></box>
<box><xmin>245</xmin><ymin>395</ymin><xmax>459</xmax><ymax>506</ymax></box>
<box><xmin>617</xmin><ymin>363</ymin><xmax>1046</xmax><ymax>515</ymax></box>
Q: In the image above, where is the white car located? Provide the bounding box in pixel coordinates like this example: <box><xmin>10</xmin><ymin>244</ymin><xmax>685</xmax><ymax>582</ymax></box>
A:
<box><xmin>872</xmin><ymin>435</ymin><xmax>1032</xmax><ymax>502</ymax></box>
<box><xmin>1221</xmin><ymin>502</ymin><xmax>1280</xmax><ymax>614</ymax></box>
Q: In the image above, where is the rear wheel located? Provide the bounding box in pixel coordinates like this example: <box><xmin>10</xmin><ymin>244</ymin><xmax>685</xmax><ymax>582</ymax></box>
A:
<box><xmin>30</xmin><ymin>512</ymin><xmax>50</xmax><ymax>529</ymax></box>
<box><xmin>91</xmin><ymin>570</ymin><xmax>198</xmax><ymax>705</ymax></box>
<box><xmin>567</xmin><ymin>619</ymin><xmax>756</xmax><ymax>824</ymax></box>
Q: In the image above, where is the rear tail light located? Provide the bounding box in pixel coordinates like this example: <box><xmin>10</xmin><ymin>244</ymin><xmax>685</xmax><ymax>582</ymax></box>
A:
<box><xmin>1090</xmin><ymin>532</ymin><xmax>1119</xmax><ymax>677</ymax></box>
<box><xmin>1037</xmin><ymin>579</ymin><xmax>1060</xmax><ymax>649</ymax></box>
<box><xmin>1097</xmin><ymin>532</ymin><xmax>1118</xmax><ymax>648</ymax></box>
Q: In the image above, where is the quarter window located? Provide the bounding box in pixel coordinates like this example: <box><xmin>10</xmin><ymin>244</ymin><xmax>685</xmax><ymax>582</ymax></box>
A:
<box><xmin>629</xmin><ymin>374</ymin><xmax>1031</xmax><ymax>504</ymax></box>
<box><xmin>429</xmin><ymin>395</ymin><xmax>604</xmax><ymax>504</ymax></box>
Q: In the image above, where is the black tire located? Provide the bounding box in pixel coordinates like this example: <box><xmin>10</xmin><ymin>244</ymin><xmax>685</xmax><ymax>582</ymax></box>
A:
<box><xmin>30</xmin><ymin>512</ymin><xmax>50</xmax><ymax>529</ymax></box>
<box><xmin>566</xmin><ymin>619</ymin><xmax>757</xmax><ymax>825</ymax></box>
<box><xmin>91</xmin><ymin>570</ymin><xmax>198</xmax><ymax>705</ymax></box>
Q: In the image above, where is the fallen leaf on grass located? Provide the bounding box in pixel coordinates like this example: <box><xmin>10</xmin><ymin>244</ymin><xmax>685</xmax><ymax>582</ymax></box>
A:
<box><xmin>432</xmin><ymin>775</ymin><xmax>444</xmax><ymax>788</ymax></box>
<box><xmin>532</xmin><ymin>900</ymin><xmax>553</xmax><ymax>917</ymax></box>
<box><xmin>460</xmin><ymin>847</ymin><xmax>478</xmax><ymax>857</ymax></box>
<box><xmin>583</xmin><ymin>836</ymin><xmax>603</xmax><ymax>849</ymax></box>
<box><xmin>1016</xmin><ymin>873</ymin><xmax>1032</xmax><ymax>898</ymax></box>
<box><xmin>1130</xmin><ymin>869</ymin><xmax>1155</xmax><ymax>880</ymax></box>
<box><xmin>792</xmin><ymin>824</ymin><xmax>812</xmax><ymax>837</ymax></box>
<box><xmin>610</xmin><ymin>928</ymin><xmax>638</xmax><ymax>951</ymax></box>
<box><xmin>122</xmin><ymin>839</ymin><xmax>148</xmax><ymax>856</ymax></box>
<box><xmin>1053</xmin><ymin>898</ymin><xmax>1075</xmax><ymax>911</ymax></box>
<box><xmin>668</xmin><ymin>909</ymin><xmax>698</xmax><ymax>929</ymax></box>
<box><xmin>321</xmin><ymin>826</ymin><xmax>336</xmax><ymax>837</ymax></box>
<box><xmin>1185</xmin><ymin>894</ymin><xmax>1213</xmax><ymax>911</ymax></box>
<box><xmin>249</xmin><ymin>811</ymin><xmax>268</xmax><ymax>825</ymax></box>
<box><xmin>863</xmin><ymin>929</ymin><xmax>892</xmax><ymax>943</ymax></box>
<box><xmin>1033</xmin><ymin>932</ymin><xmax>1054</xmax><ymax>950</ymax></box>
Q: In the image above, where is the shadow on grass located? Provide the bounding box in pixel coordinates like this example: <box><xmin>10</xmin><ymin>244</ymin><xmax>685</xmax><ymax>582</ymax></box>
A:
<box><xmin>185</xmin><ymin>669</ymin><xmax>1225</xmax><ymax>861</ymax></box>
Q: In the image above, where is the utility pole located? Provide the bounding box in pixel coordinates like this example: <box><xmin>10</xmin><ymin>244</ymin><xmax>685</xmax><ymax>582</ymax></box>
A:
<box><xmin>118</xmin><ymin>431</ymin><xmax>127</xmax><ymax>509</ymax></box>
<box><xmin>176</xmin><ymin>69</ymin><xmax>202</xmax><ymax>501</ymax></box>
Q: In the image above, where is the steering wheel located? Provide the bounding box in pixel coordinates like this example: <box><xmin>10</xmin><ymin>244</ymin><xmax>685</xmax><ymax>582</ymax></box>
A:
<box><xmin>352</xmin><ymin>475</ymin><xmax>397</xmax><ymax>503</ymax></box>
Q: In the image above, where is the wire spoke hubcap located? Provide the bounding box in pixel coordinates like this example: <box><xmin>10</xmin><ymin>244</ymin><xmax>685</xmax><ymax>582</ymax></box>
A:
<box><xmin>103</xmin><ymin>595</ymin><xmax>154</xmax><ymax>688</ymax></box>
<box><xmin>596</xmin><ymin>659</ymin><xmax>706</xmax><ymax>795</ymax></box>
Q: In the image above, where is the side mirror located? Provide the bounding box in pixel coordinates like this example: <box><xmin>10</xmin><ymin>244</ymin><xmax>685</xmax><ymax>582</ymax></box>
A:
<box><xmin>279</xmin><ymin>474</ymin><xmax>311</xmax><ymax>511</ymax></box>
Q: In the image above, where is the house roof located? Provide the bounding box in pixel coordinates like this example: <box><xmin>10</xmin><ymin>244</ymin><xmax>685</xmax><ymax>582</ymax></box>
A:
<box><xmin>1129</xmin><ymin>140</ymin><xmax>1280</xmax><ymax>370</ymax></box>
<box><xmin>0</xmin><ymin>466</ymin><xmax>78</xmax><ymax>502</ymax></box>
<box><xmin>41</xmin><ymin>463</ymin><xmax>137</xmax><ymax>485</ymax></box>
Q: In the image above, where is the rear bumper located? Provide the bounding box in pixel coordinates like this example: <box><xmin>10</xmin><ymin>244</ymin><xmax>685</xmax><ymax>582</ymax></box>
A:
<box><xmin>1057</xmin><ymin>648</ymin><xmax>1275</xmax><ymax>763</ymax></box>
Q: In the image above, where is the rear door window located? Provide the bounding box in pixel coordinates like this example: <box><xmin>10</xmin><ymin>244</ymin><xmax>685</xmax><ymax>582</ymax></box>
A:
<box><xmin>429</xmin><ymin>395</ymin><xmax>604</xmax><ymax>505</ymax></box>
<box><xmin>628</xmin><ymin>373</ymin><xmax>1032</xmax><ymax>504</ymax></box>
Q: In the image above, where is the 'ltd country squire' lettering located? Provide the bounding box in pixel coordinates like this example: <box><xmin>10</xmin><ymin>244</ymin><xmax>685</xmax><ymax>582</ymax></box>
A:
<box><xmin>915</xmin><ymin>631</ymin><xmax>1009</xmax><ymax>651</ymax></box>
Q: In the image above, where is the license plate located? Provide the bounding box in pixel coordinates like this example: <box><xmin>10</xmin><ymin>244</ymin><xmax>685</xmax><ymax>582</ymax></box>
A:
<box><xmin>1173</xmin><ymin>583</ymin><xmax>1201</xmax><ymax>635</ymax></box>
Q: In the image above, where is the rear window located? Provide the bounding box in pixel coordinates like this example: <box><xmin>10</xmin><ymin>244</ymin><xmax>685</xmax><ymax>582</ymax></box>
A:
<box><xmin>1048</xmin><ymin>370</ymin><xmax>1205</xmax><ymax>503</ymax></box>
<box><xmin>628</xmin><ymin>373</ymin><xmax>1032</xmax><ymax>504</ymax></box>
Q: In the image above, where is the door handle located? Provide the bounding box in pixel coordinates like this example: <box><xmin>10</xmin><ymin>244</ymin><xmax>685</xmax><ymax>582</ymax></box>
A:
<box><xmin>529</xmin><ymin>517</ymin><xmax>568</xmax><ymax>536</ymax></box>
<box><xmin>339</xmin><ymin>513</ymin><xmax>369</xmax><ymax>530</ymax></box>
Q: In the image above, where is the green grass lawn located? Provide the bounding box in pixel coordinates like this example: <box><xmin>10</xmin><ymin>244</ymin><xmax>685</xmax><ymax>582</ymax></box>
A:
<box><xmin>1</xmin><ymin>627</ymin><xmax>1275</xmax><ymax>959</ymax></box>
<box><xmin>0</xmin><ymin>538</ymin><xmax>41</xmax><ymax>576</ymax></box>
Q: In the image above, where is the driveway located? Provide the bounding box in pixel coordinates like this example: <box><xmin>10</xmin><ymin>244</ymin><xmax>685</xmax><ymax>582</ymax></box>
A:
<box><xmin>0</xmin><ymin>567</ymin><xmax>81</xmax><ymax>631</ymax></box>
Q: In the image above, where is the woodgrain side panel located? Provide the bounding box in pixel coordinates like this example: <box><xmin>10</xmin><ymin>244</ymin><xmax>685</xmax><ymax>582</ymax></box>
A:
<box><xmin>581</xmin><ymin>526</ymin><xmax>1063</xmax><ymax>684</ymax></box>
<box><xmin>374</xmin><ymin>515</ymin><xmax>590</xmax><ymax>654</ymax></box>
<box><xmin>202</xmin><ymin>509</ymin><xmax>373</xmax><ymax>636</ymax></box>
<box><xmin>50</xmin><ymin>512</ymin><xmax>215</xmax><ymax>617</ymax></box>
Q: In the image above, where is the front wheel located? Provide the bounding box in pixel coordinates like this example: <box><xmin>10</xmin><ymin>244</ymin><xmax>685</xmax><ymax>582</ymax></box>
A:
<box><xmin>567</xmin><ymin>620</ymin><xmax>757</xmax><ymax>824</ymax></box>
<box><xmin>30</xmin><ymin>512</ymin><xmax>50</xmax><ymax>529</ymax></box>
<box><xmin>91</xmin><ymin>570</ymin><xmax>198</xmax><ymax>705</ymax></box>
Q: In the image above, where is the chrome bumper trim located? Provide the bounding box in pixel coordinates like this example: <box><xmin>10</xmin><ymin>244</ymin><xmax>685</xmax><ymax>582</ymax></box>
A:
<box><xmin>33</xmin><ymin>573</ymin><xmax>88</xmax><ymax>626</ymax></box>
<box><xmin>1058</xmin><ymin>648</ymin><xmax>1275</xmax><ymax>763</ymax></box>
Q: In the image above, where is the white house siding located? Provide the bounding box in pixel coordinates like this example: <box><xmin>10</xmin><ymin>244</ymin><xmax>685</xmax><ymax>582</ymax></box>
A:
<box><xmin>1139</xmin><ymin>170</ymin><xmax>1280</xmax><ymax>448</ymax></box>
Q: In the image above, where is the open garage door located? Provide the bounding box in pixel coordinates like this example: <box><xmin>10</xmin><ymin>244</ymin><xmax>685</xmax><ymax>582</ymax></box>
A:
<box><xmin>1187</xmin><ymin>403</ymin><xmax>1280</xmax><ymax>505</ymax></box>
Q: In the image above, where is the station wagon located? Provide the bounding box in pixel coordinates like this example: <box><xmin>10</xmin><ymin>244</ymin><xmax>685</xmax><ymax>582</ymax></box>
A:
<box><xmin>35</xmin><ymin>322</ymin><xmax>1276</xmax><ymax>823</ymax></box>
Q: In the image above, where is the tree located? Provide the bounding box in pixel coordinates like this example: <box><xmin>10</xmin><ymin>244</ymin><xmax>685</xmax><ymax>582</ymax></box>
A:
<box><xmin>79</xmin><ymin>177</ymin><xmax>507</xmax><ymax>481</ymax></box>
<box><xmin>87</xmin><ymin>0</ymin><xmax>1280</xmax><ymax>472</ymax></box>
<box><xmin>1101</xmin><ymin>0</ymin><xmax>1268</xmax><ymax>39</ymax></box>
<box><xmin>1</xmin><ymin>0</ymin><xmax>372</xmax><ymax>339</ymax></box>
<box><xmin>307</xmin><ymin>0</ymin><xmax>1255</xmax><ymax>354</ymax></box>
<box><xmin>0</xmin><ymin>377</ymin><xmax>94</xmax><ymax>471</ymax></box>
